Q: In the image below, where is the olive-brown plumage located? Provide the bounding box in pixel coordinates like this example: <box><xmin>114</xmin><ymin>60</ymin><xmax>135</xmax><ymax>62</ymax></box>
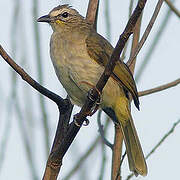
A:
<box><xmin>38</xmin><ymin>4</ymin><xmax>147</xmax><ymax>176</ymax></box>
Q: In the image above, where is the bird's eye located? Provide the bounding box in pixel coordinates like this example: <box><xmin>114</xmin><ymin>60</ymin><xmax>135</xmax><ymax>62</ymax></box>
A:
<box><xmin>61</xmin><ymin>12</ymin><xmax>69</xmax><ymax>18</ymax></box>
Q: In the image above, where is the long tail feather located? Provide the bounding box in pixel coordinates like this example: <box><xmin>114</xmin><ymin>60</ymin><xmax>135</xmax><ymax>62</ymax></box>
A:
<box><xmin>114</xmin><ymin>97</ymin><xmax>147</xmax><ymax>176</ymax></box>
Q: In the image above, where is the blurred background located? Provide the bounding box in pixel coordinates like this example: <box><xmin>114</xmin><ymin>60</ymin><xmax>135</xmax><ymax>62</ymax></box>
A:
<box><xmin>0</xmin><ymin>0</ymin><xmax>180</xmax><ymax>179</ymax></box>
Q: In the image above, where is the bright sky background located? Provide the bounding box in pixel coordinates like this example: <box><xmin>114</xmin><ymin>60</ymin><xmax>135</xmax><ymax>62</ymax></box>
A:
<box><xmin>0</xmin><ymin>0</ymin><xmax>180</xmax><ymax>180</ymax></box>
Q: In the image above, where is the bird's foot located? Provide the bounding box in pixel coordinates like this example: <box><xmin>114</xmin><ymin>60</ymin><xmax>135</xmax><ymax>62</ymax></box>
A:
<box><xmin>79</xmin><ymin>81</ymin><xmax>102</xmax><ymax>116</ymax></box>
<box><xmin>74</xmin><ymin>114</ymin><xmax>90</xmax><ymax>127</ymax></box>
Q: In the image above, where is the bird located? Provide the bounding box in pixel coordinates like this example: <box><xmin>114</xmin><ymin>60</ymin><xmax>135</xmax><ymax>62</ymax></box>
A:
<box><xmin>37</xmin><ymin>4</ymin><xmax>147</xmax><ymax>176</ymax></box>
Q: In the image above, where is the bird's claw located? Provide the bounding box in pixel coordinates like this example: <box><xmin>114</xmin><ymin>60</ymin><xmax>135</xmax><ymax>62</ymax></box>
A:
<box><xmin>87</xmin><ymin>87</ymin><xmax>102</xmax><ymax>116</ymax></box>
<box><xmin>74</xmin><ymin>114</ymin><xmax>90</xmax><ymax>127</ymax></box>
<box><xmin>79</xmin><ymin>81</ymin><xmax>102</xmax><ymax>116</ymax></box>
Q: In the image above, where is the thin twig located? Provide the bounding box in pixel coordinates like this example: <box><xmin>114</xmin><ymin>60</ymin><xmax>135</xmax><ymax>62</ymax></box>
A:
<box><xmin>111</xmin><ymin>125</ymin><xmax>123</xmax><ymax>180</ymax></box>
<box><xmin>99</xmin><ymin>136</ymin><xmax>107</xmax><ymax>180</ymax></box>
<box><xmin>135</xmin><ymin>2</ymin><xmax>174</xmax><ymax>81</ymax></box>
<box><xmin>86</xmin><ymin>0</ymin><xmax>99</xmax><ymax>29</ymax></box>
<box><xmin>164</xmin><ymin>0</ymin><xmax>180</xmax><ymax>18</ymax></box>
<box><xmin>121</xmin><ymin>0</ymin><xmax>134</xmax><ymax>60</ymax></box>
<box><xmin>146</xmin><ymin>119</ymin><xmax>180</xmax><ymax>159</ymax></box>
<box><xmin>129</xmin><ymin>13</ymin><xmax>142</xmax><ymax>73</ymax></box>
<box><xmin>127</xmin><ymin>0</ymin><xmax>164</xmax><ymax>67</ymax></box>
<box><xmin>138</xmin><ymin>78</ymin><xmax>180</xmax><ymax>97</ymax></box>
<box><xmin>42</xmin><ymin>98</ymin><xmax>73</xmax><ymax>180</ymax></box>
<box><xmin>126</xmin><ymin>119</ymin><xmax>180</xmax><ymax>180</ymax></box>
<box><xmin>97</xmin><ymin>110</ymin><xmax>113</xmax><ymax>149</ymax></box>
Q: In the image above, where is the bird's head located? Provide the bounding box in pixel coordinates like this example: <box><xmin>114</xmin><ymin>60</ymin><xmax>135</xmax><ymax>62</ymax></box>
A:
<box><xmin>37</xmin><ymin>4</ymin><xmax>89</xmax><ymax>33</ymax></box>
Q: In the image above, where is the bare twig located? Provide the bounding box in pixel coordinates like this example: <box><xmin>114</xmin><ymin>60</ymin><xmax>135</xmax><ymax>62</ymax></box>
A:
<box><xmin>127</xmin><ymin>0</ymin><xmax>164</xmax><ymax>67</ymax></box>
<box><xmin>121</xmin><ymin>0</ymin><xmax>134</xmax><ymax>60</ymax></box>
<box><xmin>164</xmin><ymin>0</ymin><xmax>180</xmax><ymax>18</ymax></box>
<box><xmin>42</xmin><ymin>98</ymin><xmax>73</xmax><ymax>180</ymax></box>
<box><xmin>129</xmin><ymin>13</ymin><xmax>142</xmax><ymax>73</ymax></box>
<box><xmin>146</xmin><ymin>119</ymin><xmax>180</xmax><ymax>159</ymax></box>
<box><xmin>126</xmin><ymin>119</ymin><xmax>180</xmax><ymax>180</ymax></box>
<box><xmin>86</xmin><ymin>0</ymin><xmax>99</xmax><ymax>29</ymax></box>
<box><xmin>99</xmin><ymin>137</ymin><xmax>107</xmax><ymax>180</ymax></box>
<box><xmin>97</xmin><ymin>110</ymin><xmax>113</xmax><ymax>149</ymax></box>
<box><xmin>135</xmin><ymin>2</ymin><xmax>173</xmax><ymax>81</ymax></box>
<box><xmin>138</xmin><ymin>78</ymin><xmax>180</xmax><ymax>97</ymax></box>
<box><xmin>111</xmin><ymin>125</ymin><xmax>123</xmax><ymax>180</ymax></box>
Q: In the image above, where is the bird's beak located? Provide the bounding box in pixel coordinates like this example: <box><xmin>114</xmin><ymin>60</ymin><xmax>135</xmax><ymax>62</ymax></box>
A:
<box><xmin>37</xmin><ymin>15</ymin><xmax>51</xmax><ymax>23</ymax></box>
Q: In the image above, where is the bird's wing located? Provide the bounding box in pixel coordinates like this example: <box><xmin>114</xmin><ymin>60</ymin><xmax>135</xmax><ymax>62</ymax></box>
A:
<box><xmin>86</xmin><ymin>31</ymin><xmax>139</xmax><ymax>109</ymax></box>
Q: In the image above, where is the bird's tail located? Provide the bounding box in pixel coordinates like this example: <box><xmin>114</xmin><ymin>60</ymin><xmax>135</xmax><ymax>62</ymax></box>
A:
<box><xmin>114</xmin><ymin>97</ymin><xmax>147</xmax><ymax>176</ymax></box>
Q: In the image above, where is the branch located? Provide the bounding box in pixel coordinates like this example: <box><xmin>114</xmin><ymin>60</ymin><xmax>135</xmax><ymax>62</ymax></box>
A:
<box><xmin>86</xmin><ymin>0</ymin><xmax>99</xmax><ymax>29</ymax></box>
<box><xmin>138</xmin><ymin>78</ymin><xmax>180</xmax><ymax>97</ymax></box>
<box><xmin>127</xmin><ymin>0</ymin><xmax>164</xmax><ymax>67</ymax></box>
<box><xmin>164</xmin><ymin>0</ymin><xmax>180</xmax><ymax>18</ymax></box>
<box><xmin>0</xmin><ymin>45</ymin><xmax>66</xmax><ymax>110</ymax></box>
<box><xmin>43</xmin><ymin>98</ymin><xmax>73</xmax><ymax>180</ymax></box>
<box><xmin>111</xmin><ymin>125</ymin><xmax>123</xmax><ymax>180</ymax></box>
<box><xmin>129</xmin><ymin>13</ymin><xmax>142</xmax><ymax>73</ymax></box>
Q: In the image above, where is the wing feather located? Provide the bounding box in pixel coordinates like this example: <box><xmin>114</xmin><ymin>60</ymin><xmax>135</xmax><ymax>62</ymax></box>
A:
<box><xmin>86</xmin><ymin>31</ymin><xmax>139</xmax><ymax>109</ymax></box>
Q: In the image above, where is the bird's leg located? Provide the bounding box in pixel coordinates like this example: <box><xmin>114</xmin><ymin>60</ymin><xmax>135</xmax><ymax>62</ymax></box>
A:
<box><xmin>79</xmin><ymin>81</ymin><xmax>102</xmax><ymax>116</ymax></box>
